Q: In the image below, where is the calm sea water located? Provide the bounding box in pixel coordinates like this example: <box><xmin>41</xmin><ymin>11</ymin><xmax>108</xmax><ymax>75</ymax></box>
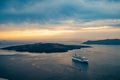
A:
<box><xmin>0</xmin><ymin>42</ymin><xmax>120</xmax><ymax>80</ymax></box>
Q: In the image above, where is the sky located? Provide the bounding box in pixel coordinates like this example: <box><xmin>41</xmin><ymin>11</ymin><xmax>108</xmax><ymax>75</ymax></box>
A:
<box><xmin>0</xmin><ymin>0</ymin><xmax>120</xmax><ymax>41</ymax></box>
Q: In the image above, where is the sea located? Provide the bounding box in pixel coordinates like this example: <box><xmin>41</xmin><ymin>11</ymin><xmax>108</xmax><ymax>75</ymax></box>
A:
<box><xmin>0</xmin><ymin>41</ymin><xmax>120</xmax><ymax>80</ymax></box>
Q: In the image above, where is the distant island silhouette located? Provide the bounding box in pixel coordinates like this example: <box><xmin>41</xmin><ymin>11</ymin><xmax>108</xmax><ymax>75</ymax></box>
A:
<box><xmin>83</xmin><ymin>39</ymin><xmax>120</xmax><ymax>45</ymax></box>
<box><xmin>1</xmin><ymin>43</ymin><xmax>90</xmax><ymax>53</ymax></box>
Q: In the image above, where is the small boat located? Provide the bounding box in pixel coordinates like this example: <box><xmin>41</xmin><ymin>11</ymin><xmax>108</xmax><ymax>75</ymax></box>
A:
<box><xmin>72</xmin><ymin>53</ymin><xmax>88</xmax><ymax>63</ymax></box>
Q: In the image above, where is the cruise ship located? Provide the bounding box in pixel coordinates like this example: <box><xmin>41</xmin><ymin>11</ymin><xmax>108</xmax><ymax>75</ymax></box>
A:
<box><xmin>72</xmin><ymin>54</ymin><xmax>88</xmax><ymax>63</ymax></box>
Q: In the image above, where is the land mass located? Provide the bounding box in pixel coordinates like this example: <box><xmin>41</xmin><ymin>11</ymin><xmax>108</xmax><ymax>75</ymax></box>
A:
<box><xmin>1</xmin><ymin>43</ymin><xmax>90</xmax><ymax>53</ymax></box>
<box><xmin>83</xmin><ymin>39</ymin><xmax>120</xmax><ymax>45</ymax></box>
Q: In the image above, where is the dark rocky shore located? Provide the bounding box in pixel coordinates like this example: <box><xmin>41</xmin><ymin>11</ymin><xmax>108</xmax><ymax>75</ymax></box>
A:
<box><xmin>83</xmin><ymin>39</ymin><xmax>120</xmax><ymax>45</ymax></box>
<box><xmin>1</xmin><ymin>43</ymin><xmax>90</xmax><ymax>53</ymax></box>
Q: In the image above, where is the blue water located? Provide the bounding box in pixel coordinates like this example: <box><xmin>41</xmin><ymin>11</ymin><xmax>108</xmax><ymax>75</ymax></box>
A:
<box><xmin>0</xmin><ymin>43</ymin><xmax>120</xmax><ymax>80</ymax></box>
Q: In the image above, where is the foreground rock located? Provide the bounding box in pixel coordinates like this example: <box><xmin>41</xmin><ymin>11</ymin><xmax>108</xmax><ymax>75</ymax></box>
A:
<box><xmin>83</xmin><ymin>39</ymin><xmax>120</xmax><ymax>45</ymax></box>
<box><xmin>1</xmin><ymin>43</ymin><xmax>90</xmax><ymax>53</ymax></box>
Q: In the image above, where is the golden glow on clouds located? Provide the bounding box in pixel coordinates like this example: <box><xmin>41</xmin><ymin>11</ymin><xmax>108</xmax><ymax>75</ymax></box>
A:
<box><xmin>0</xmin><ymin>29</ymin><xmax>74</xmax><ymax>40</ymax></box>
<box><xmin>0</xmin><ymin>21</ymin><xmax>120</xmax><ymax>41</ymax></box>
<box><xmin>80</xmin><ymin>26</ymin><xmax>120</xmax><ymax>32</ymax></box>
<box><xmin>81</xmin><ymin>26</ymin><xmax>110</xmax><ymax>30</ymax></box>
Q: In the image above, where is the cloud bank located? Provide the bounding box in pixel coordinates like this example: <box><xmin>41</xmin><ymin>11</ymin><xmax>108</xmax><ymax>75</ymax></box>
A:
<box><xmin>0</xmin><ymin>0</ymin><xmax>120</xmax><ymax>24</ymax></box>
<box><xmin>0</xmin><ymin>0</ymin><xmax>120</xmax><ymax>40</ymax></box>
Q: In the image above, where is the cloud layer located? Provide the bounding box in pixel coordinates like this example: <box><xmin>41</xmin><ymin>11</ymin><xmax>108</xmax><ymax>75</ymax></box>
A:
<box><xmin>0</xmin><ymin>0</ymin><xmax>120</xmax><ymax>40</ymax></box>
<box><xmin>0</xmin><ymin>0</ymin><xmax>120</xmax><ymax>24</ymax></box>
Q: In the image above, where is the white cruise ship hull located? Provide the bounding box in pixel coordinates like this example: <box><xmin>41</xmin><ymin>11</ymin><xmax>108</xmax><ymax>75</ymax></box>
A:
<box><xmin>72</xmin><ymin>57</ymin><xmax>88</xmax><ymax>63</ymax></box>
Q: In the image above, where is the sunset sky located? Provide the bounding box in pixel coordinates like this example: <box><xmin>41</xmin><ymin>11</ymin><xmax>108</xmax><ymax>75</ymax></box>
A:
<box><xmin>0</xmin><ymin>0</ymin><xmax>120</xmax><ymax>41</ymax></box>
